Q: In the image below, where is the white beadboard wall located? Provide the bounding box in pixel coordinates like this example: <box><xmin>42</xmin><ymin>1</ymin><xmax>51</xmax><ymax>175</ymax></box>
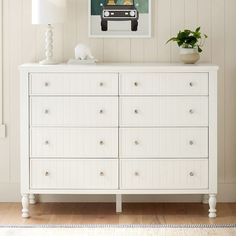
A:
<box><xmin>0</xmin><ymin>0</ymin><xmax>236</xmax><ymax>202</ymax></box>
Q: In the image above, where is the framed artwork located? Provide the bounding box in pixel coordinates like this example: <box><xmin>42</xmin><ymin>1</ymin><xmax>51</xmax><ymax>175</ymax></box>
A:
<box><xmin>89</xmin><ymin>0</ymin><xmax>152</xmax><ymax>38</ymax></box>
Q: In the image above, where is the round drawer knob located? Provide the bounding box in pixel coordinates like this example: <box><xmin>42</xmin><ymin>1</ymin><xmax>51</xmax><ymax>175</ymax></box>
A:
<box><xmin>134</xmin><ymin>172</ymin><xmax>139</xmax><ymax>176</ymax></box>
<box><xmin>134</xmin><ymin>109</ymin><xmax>139</xmax><ymax>114</ymax></box>
<box><xmin>189</xmin><ymin>140</ymin><xmax>194</xmax><ymax>145</ymax></box>
<box><xmin>99</xmin><ymin>82</ymin><xmax>104</xmax><ymax>87</ymax></box>
<box><xmin>189</xmin><ymin>82</ymin><xmax>193</xmax><ymax>87</ymax></box>
<box><xmin>189</xmin><ymin>109</ymin><xmax>194</xmax><ymax>114</ymax></box>
<box><xmin>99</xmin><ymin>109</ymin><xmax>104</xmax><ymax>114</ymax></box>
<box><xmin>134</xmin><ymin>140</ymin><xmax>139</xmax><ymax>145</ymax></box>
<box><xmin>189</xmin><ymin>172</ymin><xmax>194</xmax><ymax>177</ymax></box>
<box><xmin>100</xmin><ymin>171</ymin><xmax>104</xmax><ymax>176</ymax></box>
<box><xmin>44</xmin><ymin>109</ymin><xmax>49</xmax><ymax>114</ymax></box>
<box><xmin>99</xmin><ymin>141</ymin><xmax>104</xmax><ymax>145</ymax></box>
<box><xmin>45</xmin><ymin>171</ymin><xmax>49</xmax><ymax>176</ymax></box>
<box><xmin>134</xmin><ymin>82</ymin><xmax>138</xmax><ymax>87</ymax></box>
<box><xmin>45</xmin><ymin>140</ymin><xmax>49</xmax><ymax>145</ymax></box>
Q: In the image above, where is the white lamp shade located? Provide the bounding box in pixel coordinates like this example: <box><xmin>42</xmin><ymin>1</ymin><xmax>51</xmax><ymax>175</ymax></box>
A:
<box><xmin>32</xmin><ymin>0</ymin><xmax>67</xmax><ymax>25</ymax></box>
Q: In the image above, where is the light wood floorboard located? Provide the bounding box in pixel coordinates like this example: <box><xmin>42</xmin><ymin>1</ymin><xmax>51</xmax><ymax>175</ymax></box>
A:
<box><xmin>0</xmin><ymin>203</ymin><xmax>236</xmax><ymax>225</ymax></box>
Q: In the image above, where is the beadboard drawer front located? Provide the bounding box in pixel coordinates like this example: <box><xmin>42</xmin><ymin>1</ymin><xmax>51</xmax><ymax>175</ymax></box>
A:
<box><xmin>31</xmin><ymin>128</ymin><xmax>118</xmax><ymax>158</ymax></box>
<box><xmin>120</xmin><ymin>97</ymin><xmax>208</xmax><ymax>127</ymax></box>
<box><xmin>120</xmin><ymin>128</ymin><xmax>208</xmax><ymax>158</ymax></box>
<box><xmin>31</xmin><ymin>97</ymin><xmax>118</xmax><ymax>127</ymax></box>
<box><xmin>121</xmin><ymin>159</ymin><xmax>208</xmax><ymax>190</ymax></box>
<box><xmin>120</xmin><ymin>73</ymin><xmax>208</xmax><ymax>95</ymax></box>
<box><xmin>30</xmin><ymin>73</ymin><xmax>118</xmax><ymax>95</ymax></box>
<box><xmin>30</xmin><ymin>159</ymin><xmax>118</xmax><ymax>189</ymax></box>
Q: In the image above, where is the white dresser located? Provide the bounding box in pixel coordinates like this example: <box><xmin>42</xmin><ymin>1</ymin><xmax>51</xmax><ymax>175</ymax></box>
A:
<box><xmin>20</xmin><ymin>63</ymin><xmax>218</xmax><ymax>218</ymax></box>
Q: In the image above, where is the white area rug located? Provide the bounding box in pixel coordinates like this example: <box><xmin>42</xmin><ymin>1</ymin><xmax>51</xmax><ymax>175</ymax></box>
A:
<box><xmin>0</xmin><ymin>225</ymin><xmax>236</xmax><ymax>236</ymax></box>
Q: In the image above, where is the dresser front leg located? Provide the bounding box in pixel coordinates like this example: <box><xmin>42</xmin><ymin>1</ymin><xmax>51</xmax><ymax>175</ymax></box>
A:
<box><xmin>29</xmin><ymin>194</ymin><xmax>36</xmax><ymax>205</ymax></box>
<box><xmin>116</xmin><ymin>194</ymin><xmax>122</xmax><ymax>213</ymax></box>
<box><xmin>209</xmin><ymin>194</ymin><xmax>217</xmax><ymax>218</ymax></box>
<box><xmin>22</xmin><ymin>194</ymin><xmax>30</xmax><ymax>218</ymax></box>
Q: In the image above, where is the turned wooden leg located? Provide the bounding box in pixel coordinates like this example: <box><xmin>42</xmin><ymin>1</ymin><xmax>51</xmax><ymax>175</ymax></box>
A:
<box><xmin>22</xmin><ymin>194</ymin><xmax>30</xmax><ymax>218</ymax></box>
<box><xmin>116</xmin><ymin>194</ymin><xmax>122</xmax><ymax>213</ymax></box>
<box><xmin>209</xmin><ymin>194</ymin><xmax>217</xmax><ymax>218</ymax></box>
<box><xmin>202</xmin><ymin>194</ymin><xmax>209</xmax><ymax>204</ymax></box>
<box><xmin>29</xmin><ymin>194</ymin><xmax>36</xmax><ymax>205</ymax></box>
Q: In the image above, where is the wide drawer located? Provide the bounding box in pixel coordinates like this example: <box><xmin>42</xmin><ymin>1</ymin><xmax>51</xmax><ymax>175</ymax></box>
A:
<box><xmin>120</xmin><ymin>73</ymin><xmax>208</xmax><ymax>95</ymax></box>
<box><xmin>30</xmin><ymin>73</ymin><xmax>118</xmax><ymax>95</ymax></box>
<box><xmin>120</xmin><ymin>97</ymin><xmax>208</xmax><ymax>127</ymax></box>
<box><xmin>30</xmin><ymin>159</ymin><xmax>118</xmax><ymax>189</ymax></box>
<box><xmin>121</xmin><ymin>159</ymin><xmax>208</xmax><ymax>189</ymax></box>
<box><xmin>31</xmin><ymin>97</ymin><xmax>118</xmax><ymax>127</ymax></box>
<box><xmin>30</xmin><ymin>128</ymin><xmax>118</xmax><ymax>158</ymax></box>
<box><xmin>120</xmin><ymin>128</ymin><xmax>208</xmax><ymax>158</ymax></box>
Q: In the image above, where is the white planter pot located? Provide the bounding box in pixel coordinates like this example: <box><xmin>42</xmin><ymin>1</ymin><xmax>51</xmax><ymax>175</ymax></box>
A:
<box><xmin>179</xmin><ymin>48</ymin><xmax>200</xmax><ymax>64</ymax></box>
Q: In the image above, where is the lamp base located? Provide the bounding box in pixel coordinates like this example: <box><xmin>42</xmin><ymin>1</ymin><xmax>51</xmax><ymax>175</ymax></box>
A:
<box><xmin>39</xmin><ymin>59</ymin><xmax>58</xmax><ymax>65</ymax></box>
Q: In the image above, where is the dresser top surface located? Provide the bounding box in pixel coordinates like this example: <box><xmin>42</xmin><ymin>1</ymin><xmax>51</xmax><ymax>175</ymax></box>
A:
<box><xmin>20</xmin><ymin>63</ymin><xmax>219</xmax><ymax>73</ymax></box>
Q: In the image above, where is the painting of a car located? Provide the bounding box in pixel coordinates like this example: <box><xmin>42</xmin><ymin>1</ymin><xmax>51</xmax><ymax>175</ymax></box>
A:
<box><xmin>101</xmin><ymin>0</ymin><xmax>139</xmax><ymax>31</ymax></box>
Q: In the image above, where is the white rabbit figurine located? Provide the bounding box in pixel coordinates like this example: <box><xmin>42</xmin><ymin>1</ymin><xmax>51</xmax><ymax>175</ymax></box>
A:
<box><xmin>75</xmin><ymin>44</ymin><xmax>94</xmax><ymax>60</ymax></box>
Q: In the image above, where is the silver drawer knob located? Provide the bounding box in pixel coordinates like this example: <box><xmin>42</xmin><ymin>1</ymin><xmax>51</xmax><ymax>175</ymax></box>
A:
<box><xmin>189</xmin><ymin>140</ymin><xmax>194</xmax><ymax>145</ymax></box>
<box><xmin>45</xmin><ymin>171</ymin><xmax>49</xmax><ymax>176</ymax></box>
<box><xmin>44</xmin><ymin>109</ymin><xmax>49</xmax><ymax>114</ymax></box>
<box><xmin>134</xmin><ymin>109</ymin><xmax>139</xmax><ymax>114</ymax></box>
<box><xmin>189</xmin><ymin>109</ymin><xmax>194</xmax><ymax>114</ymax></box>
<box><xmin>189</xmin><ymin>172</ymin><xmax>194</xmax><ymax>177</ymax></box>
<box><xmin>99</xmin><ymin>109</ymin><xmax>104</xmax><ymax>114</ymax></box>
<box><xmin>44</xmin><ymin>82</ymin><xmax>49</xmax><ymax>87</ymax></box>
<box><xmin>100</xmin><ymin>171</ymin><xmax>104</xmax><ymax>176</ymax></box>
<box><xmin>134</xmin><ymin>140</ymin><xmax>139</xmax><ymax>145</ymax></box>
<box><xmin>134</xmin><ymin>82</ymin><xmax>138</xmax><ymax>87</ymax></box>
<box><xmin>189</xmin><ymin>82</ymin><xmax>193</xmax><ymax>87</ymax></box>
<box><xmin>134</xmin><ymin>172</ymin><xmax>139</xmax><ymax>176</ymax></box>
<box><xmin>99</xmin><ymin>140</ymin><xmax>104</xmax><ymax>145</ymax></box>
<box><xmin>99</xmin><ymin>82</ymin><xmax>104</xmax><ymax>87</ymax></box>
<box><xmin>45</xmin><ymin>140</ymin><xmax>49</xmax><ymax>145</ymax></box>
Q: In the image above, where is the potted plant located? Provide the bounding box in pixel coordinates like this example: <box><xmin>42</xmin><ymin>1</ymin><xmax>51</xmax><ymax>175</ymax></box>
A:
<box><xmin>166</xmin><ymin>27</ymin><xmax>208</xmax><ymax>64</ymax></box>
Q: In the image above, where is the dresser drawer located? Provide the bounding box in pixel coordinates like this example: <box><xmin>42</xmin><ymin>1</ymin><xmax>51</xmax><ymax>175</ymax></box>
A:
<box><xmin>30</xmin><ymin>159</ymin><xmax>118</xmax><ymax>189</ymax></box>
<box><xmin>120</xmin><ymin>128</ymin><xmax>208</xmax><ymax>158</ymax></box>
<box><xmin>120</xmin><ymin>97</ymin><xmax>208</xmax><ymax>127</ymax></box>
<box><xmin>31</xmin><ymin>128</ymin><xmax>118</xmax><ymax>158</ymax></box>
<box><xmin>31</xmin><ymin>97</ymin><xmax>118</xmax><ymax>127</ymax></box>
<box><xmin>120</xmin><ymin>73</ymin><xmax>208</xmax><ymax>95</ymax></box>
<box><xmin>121</xmin><ymin>159</ymin><xmax>208</xmax><ymax>190</ymax></box>
<box><xmin>30</xmin><ymin>73</ymin><xmax>118</xmax><ymax>95</ymax></box>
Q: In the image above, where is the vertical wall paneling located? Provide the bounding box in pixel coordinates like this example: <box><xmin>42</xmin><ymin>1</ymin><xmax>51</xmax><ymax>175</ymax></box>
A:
<box><xmin>197</xmin><ymin>0</ymin><xmax>212</xmax><ymax>62</ymax></box>
<box><xmin>9</xmin><ymin>0</ymin><xmax>22</xmax><ymax>182</ymax></box>
<box><xmin>143</xmin><ymin>0</ymin><xmax>158</xmax><ymax>62</ymax></box>
<box><xmin>22</xmin><ymin>0</ymin><xmax>36</xmax><ymax>63</ymax></box>
<box><xmin>0</xmin><ymin>0</ymin><xmax>5</xmax><ymax>138</ymax></box>
<box><xmin>157</xmin><ymin>0</ymin><xmax>171</xmax><ymax>62</ymax></box>
<box><xmin>184</xmin><ymin>0</ymin><xmax>198</xmax><ymax>29</ymax></box>
<box><xmin>0</xmin><ymin>0</ymin><xmax>10</xmax><ymax>184</ymax></box>
<box><xmin>170</xmin><ymin>0</ymin><xmax>185</xmax><ymax>62</ymax></box>
<box><xmin>225</xmin><ymin>0</ymin><xmax>236</xmax><ymax>183</ymax></box>
<box><xmin>130</xmin><ymin>39</ymin><xmax>144</xmax><ymax>62</ymax></box>
<box><xmin>63</xmin><ymin>0</ymin><xmax>77</xmax><ymax>61</ymax></box>
<box><xmin>212</xmin><ymin>0</ymin><xmax>225</xmax><ymax>184</ymax></box>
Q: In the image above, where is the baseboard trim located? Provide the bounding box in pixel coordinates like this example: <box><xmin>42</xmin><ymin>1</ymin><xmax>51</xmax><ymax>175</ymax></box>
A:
<box><xmin>0</xmin><ymin>183</ymin><xmax>235</xmax><ymax>202</ymax></box>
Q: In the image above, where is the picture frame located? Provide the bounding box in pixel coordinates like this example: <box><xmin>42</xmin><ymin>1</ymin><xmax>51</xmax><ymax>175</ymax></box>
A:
<box><xmin>88</xmin><ymin>0</ymin><xmax>152</xmax><ymax>38</ymax></box>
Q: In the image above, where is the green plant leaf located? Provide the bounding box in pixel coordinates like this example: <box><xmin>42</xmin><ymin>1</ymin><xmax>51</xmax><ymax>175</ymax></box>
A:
<box><xmin>196</xmin><ymin>27</ymin><xmax>201</xmax><ymax>32</ymax></box>
<box><xmin>166</xmin><ymin>37</ymin><xmax>177</xmax><ymax>44</ymax></box>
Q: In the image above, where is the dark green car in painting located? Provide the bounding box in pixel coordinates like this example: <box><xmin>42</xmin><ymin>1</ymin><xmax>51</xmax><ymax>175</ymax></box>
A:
<box><xmin>100</xmin><ymin>0</ymin><xmax>139</xmax><ymax>31</ymax></box>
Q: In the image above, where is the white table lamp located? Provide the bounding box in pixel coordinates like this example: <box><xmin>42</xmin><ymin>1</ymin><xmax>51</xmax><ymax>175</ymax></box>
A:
<box><xmin>32</xmin><ymin>0</ymin><xmax>67</xmax><ymax>65</ymax></box>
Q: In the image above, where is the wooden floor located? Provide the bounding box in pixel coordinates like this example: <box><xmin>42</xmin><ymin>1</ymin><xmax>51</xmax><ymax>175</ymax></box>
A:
<box><xmin>0</xmin><ymin>203</ymin><xmax>236</xmax><ymax>225</ymax></box>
